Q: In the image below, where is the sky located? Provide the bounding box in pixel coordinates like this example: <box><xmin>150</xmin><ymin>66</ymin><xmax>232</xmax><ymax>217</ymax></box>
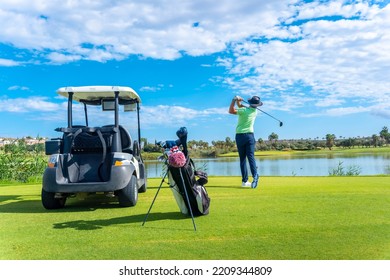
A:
<box><xmin>0</xmin><ymin>0</ymin><xmax>389</xmax><ymax>144</ymax></box>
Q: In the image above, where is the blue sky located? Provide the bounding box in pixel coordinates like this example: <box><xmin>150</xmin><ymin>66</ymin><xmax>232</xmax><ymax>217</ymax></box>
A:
<box><xmin>0</xmin><ymin>0</ymin><xmax>389</xmax><ymax>143</ymax></box>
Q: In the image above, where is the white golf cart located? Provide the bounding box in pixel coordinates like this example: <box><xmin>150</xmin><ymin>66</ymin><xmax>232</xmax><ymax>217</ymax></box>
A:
<box><xmin>42</xmin><ymin>86</ymin><xmax>147</xmax><ymax>209</ymax></box>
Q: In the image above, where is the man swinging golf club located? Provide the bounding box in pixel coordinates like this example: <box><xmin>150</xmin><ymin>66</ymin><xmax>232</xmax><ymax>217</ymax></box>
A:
<box><xmin>229</xmin><ymin>95</ymin><xmax>262</xmax><ymax>188</ymax></box>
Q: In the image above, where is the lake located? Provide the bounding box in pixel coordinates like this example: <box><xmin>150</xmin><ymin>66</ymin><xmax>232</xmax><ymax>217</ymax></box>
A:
<box><xmin>145</xmin><ymin>153</ymin><xmax>390</xmax><ymax>177</ymax></box>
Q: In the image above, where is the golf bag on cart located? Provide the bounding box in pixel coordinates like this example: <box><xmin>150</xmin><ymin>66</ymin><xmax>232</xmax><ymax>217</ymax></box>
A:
<box><xmin>163</xmin><ymin>127</ymin><xmax>210</xmax><ymax>216</ymax></box>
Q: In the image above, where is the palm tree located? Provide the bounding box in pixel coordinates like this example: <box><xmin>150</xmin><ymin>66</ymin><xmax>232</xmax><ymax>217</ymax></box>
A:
<box><xmin>372</xmin><ymin>134</ymin><xmax>379</xmax><ymax>147</ymax></box>
<box><xmin>225</xmin><ymin>137</ymin><xmax>235</xmax><ymax>149</ymax></box>
<box><xmin>268</xmin><ymin>132</ymin><xmax>278</xmax><ymax>142</ymax></box>
<box><xmin>326</xmin><ymin>134</ymin><xmax>336</xmax><ymax>150</ymax></box>
<box><xmin>379</xmin><ymin>126</ymin><xmax>390</xmax><ymax>144</ymax></box>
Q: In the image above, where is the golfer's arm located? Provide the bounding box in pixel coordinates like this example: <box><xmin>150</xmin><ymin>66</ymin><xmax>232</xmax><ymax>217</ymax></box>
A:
<box><xmin>229</xmin><ymin>99</ymin><xmax>237</xmax><ymax>114</ymax></box>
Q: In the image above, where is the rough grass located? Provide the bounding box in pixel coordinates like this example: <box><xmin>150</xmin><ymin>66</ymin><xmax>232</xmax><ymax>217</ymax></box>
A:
<box><xmin>0</xmin><ymin>176</ymin><xmax>389</xmax><ymax>260</ymax></box>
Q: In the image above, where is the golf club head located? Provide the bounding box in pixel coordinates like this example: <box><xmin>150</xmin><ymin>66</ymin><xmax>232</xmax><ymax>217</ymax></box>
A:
<box><xmin>279</xmin><ymin>122</ymin><xmax>283</xmax><ymax>127</ymax></box>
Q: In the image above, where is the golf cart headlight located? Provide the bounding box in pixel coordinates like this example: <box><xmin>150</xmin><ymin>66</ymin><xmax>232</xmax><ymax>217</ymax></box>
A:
<box><xmin>114</xmin><ymin>159</ymin><xmax>131</xmax><ymax>166</ymax></box>
<box><xmin>48</xmin><ymin>154</ymin><xmax>59</xmax><ymax>168</ymax></box>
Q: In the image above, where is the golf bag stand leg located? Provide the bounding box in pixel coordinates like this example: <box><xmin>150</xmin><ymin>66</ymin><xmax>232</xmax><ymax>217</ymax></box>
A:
<box><xmin>179</xmin><ymin>169</ymin><xmax>197</xmax><ymax>231</ymax></box>
<box><xmin>142</xmin><ymin>170</ymin><xmax>168</xmax><ymax>226</ymax></box>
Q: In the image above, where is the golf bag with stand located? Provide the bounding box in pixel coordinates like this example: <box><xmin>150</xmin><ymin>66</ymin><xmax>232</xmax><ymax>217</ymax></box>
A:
<box><xmin>165</xmin><ymin>127</ymin><xmax>210</xmax><ymax>216</ymax></box>
<box><xmin>142</xmin><ymin>127</ymin><xmax>210</xmax><ymax>231</ymax></box>
<box><xmin>168</xmin><ymin>155</ymin><xmax>210</xmax><ymax>216</ymax></box>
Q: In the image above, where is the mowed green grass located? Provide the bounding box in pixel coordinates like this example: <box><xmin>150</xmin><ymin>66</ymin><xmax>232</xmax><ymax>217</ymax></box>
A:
<box><xmin>0</xmin><ymin>176</ymin><xmax>389</xmax><ymax>260</ymax></box>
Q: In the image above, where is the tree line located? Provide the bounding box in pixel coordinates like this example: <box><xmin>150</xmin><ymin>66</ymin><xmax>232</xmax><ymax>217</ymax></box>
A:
<box><xmin>142</xmin><ymin>126</ymin><xmax>390</xmax><ymax>157</ymax></box>
<box><xmin>1</xmin><ymin>126</ymin><xmax>389</xmax><ymax>158</ymax></box>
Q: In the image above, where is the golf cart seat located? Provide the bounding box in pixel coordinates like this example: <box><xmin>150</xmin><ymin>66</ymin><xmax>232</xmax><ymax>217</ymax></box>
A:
<box><xmin>102</xmin><ymin>125</ymin><xmax>132</xmax><ymax>153</ymax></box>
<box><xmin>119</xmin><ymin>125</ymin><xmax>132</xmax><ymax>152</ymax></box>
<box><xmin>64</xmin><ymin>125</ymin><xmax>132</xmax><ymax>156</ymax></box>
<box><xmin>71</xmin><ymin>128</ymin><xmax>112</xmax><ymax>154</ymax></box>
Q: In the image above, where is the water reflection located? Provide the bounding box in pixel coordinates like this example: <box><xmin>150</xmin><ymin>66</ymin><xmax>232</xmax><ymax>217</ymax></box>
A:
<box><xmin>145</xmin><ymin>153</ymin><xmax>390</xmax><ymax>177</ymax></box>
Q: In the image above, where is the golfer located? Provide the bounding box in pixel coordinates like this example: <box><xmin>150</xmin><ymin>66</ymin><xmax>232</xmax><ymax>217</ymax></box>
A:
<box><xmin>228</xmin><ymin>95</ymin><xmax>262</xmax><ymax>188</ymax></box>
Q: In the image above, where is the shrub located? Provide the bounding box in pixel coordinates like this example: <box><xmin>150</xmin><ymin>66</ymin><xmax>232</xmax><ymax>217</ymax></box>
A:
<box><xmin>0</xmin><ymin>141</ymin><xmax>47</xmax><ymax>182</ymax></box>
<box><xmin>329</xmin><ymin>161</ymin><xmax>361</xmax><ymax>176</ymax></box>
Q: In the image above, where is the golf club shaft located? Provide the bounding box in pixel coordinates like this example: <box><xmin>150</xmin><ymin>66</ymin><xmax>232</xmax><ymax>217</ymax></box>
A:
<box><xmin>241</xmin><ymin>100</ymin><xmax>283</xmax><ymax>126</ymax></box>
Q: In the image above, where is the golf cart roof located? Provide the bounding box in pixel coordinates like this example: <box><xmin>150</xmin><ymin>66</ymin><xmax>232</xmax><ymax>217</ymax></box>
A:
<box><xmin>57</xmin><ymin>86</ymin><xmax>141</xmax><ymax>104</ymax></box>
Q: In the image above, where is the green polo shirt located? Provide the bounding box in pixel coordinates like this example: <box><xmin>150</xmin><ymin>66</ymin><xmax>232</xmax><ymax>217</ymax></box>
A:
<box><xmin>236</xmin><ymin>107</ymin><xmax>257</xmax><ymax>134</ymax></box>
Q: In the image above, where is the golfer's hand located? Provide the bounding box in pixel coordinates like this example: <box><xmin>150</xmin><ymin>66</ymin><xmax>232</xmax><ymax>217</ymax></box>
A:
<box><xmin>233</xmin><ymin>95</ymin><xmax>243</xmax><ymax>101</ymax></box>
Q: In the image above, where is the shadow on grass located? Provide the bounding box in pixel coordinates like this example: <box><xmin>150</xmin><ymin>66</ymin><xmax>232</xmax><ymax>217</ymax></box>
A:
<box><xmin>0</xmin><ymin>195</ymin><xmax>25</xmax><ymax>203</ymax></box>
<box><xmin>1</xmin><ymin>196</ymin><xmax>194</xmax><ymax>231</ymax></box>
<box><xmin>0</xmin><ymin>196</ymin><xmax>132</xmax><ymax>213</ymax></box>
<box><xmin>53</xmin><ymin>212</ymin><xmax>187</xmax><ymax>231</ymax></box>
<box><xmin>0</xmin><ymin>196</ymin><xmax>48</xmax><ymax>213</ymax></box>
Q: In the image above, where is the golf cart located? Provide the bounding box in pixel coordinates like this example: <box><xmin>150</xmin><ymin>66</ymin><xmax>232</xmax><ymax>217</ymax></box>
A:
<box><xmin>42</xmin><ymin>86</ymin><xmax>147</xmax><ymax>209</ymax></box>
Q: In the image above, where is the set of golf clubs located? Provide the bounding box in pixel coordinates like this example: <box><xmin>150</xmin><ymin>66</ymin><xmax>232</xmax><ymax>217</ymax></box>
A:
<box><xmin>238</xmin><ymin>98</ymin><xmax>284</xmax><ymax>127</ymax></box>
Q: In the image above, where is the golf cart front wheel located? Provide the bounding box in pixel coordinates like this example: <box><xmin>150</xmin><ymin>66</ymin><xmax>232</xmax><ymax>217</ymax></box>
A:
<box><xmin>41</xmin><ymin>189</ymin><xmax>66</xmax><ymax>209</ymax></box>
<box><xmin>117</xmin><ymin>175</ymin><xmax>138</xmax><ymax>207</ymax></box>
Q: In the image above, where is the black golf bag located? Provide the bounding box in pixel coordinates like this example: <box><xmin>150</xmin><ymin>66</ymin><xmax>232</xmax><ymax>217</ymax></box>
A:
<box><xmin>163</xmin><ymin>127</ymin><xmax>210</xmax><ymax>216</ymax></box>
<box><xmin>142</xmin><ymin>127</ymin><xmax>210</xmax><ymax>231</ymax></box>
<box><xmin>168</xmin><ymin>157</ymin><xmax>210</xmax><ymax>216</ymax></box>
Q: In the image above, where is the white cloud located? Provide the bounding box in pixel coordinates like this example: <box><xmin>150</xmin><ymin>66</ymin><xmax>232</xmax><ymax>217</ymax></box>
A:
<box><xmin>0</xmin><ymin>0</ymin><xmax>389</xmax><ymax>120</ymax></box>
<box><xmin>0</xmin><ymin>0</ymin><xmax>291</xmax><ymax>62</ymax></box>
<box><xmin>8</xmin><ymin>85</ymin><xmax>30</xmax><ymax>91</ymax></box>
<box><xmin>0</xmin><ymin>58</ymin><xmax>21</xmax><ymax>66</ymax></box>
<box><xmin>315</xmin><ymin>96</ymin><xmax>345</xmax><ymax>107</ymax></box>
<box><xmin>302</xmin><ymin>102</ymin><xmax>390</xmax><ymax>118</ymax></box>
<box><xmin>0</xmin><ymin>95</ymin><xmax>227</xmax><ymax>130</ymax></box>
<box><xmin>296</xmin><ymin>1</ymin><xmax>373</xmax><ymax>20</ymax></box>
<box><xmin>139</xmin><ymin>85</ymin><xmax>165</xmax><ymax>92</ymax></box>
<box><xmin>219</xmin><ymin>1</ymin><xmax>390</xmax><ymax>117</ymax></box>
<box><xmin>141</xmin><ymin>105</ymin><xmax>227</xmax><ymax>128</ymax></box>
<box><xmin>373</xmin><ymin>109</ymin><xmax>390</xmax><ymax>119</ymax></box>
<box><xmin>324</xmin><ymin>106</ymin><xmax>370</xmax><ymax>116</ymax></box>
<box><xmin>0</xmin><ymin>97</ymin><xmax>61</xmax><ymax>113</ymax></box>
<box><xmin>46</xmin><ymin>52</ymin><xmax>82</xmax><ymax>64</ymax></box>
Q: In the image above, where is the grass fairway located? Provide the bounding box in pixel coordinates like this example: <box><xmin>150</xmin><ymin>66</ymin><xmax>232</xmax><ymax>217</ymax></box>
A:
<box><xmin>0</xmin><ymin>176</ymin><xmax>389</xmax><ymax>260</ymax></box>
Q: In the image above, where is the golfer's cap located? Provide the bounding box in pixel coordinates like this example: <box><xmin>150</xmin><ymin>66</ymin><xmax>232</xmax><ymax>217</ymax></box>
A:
<box><xmin>248</xmin><ymin>96</ymin><xmax>263</xmax><ymax>107</ymax></box>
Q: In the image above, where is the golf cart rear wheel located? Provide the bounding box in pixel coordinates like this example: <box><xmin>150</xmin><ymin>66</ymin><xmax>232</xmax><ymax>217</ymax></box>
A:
<box><xmin>138</xmin><ymin>181</ymin><xmax>147</xmax><ymax>193</ymax></box>
<box><xmin>117</xmin><ymin>174</ymin><xmax>138</xmax><ymax>207</ymax></box>
<box><xmin>41</xmin><ymin>189</ymin><xmax>66</xmax><ymax>209</ymax></box>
